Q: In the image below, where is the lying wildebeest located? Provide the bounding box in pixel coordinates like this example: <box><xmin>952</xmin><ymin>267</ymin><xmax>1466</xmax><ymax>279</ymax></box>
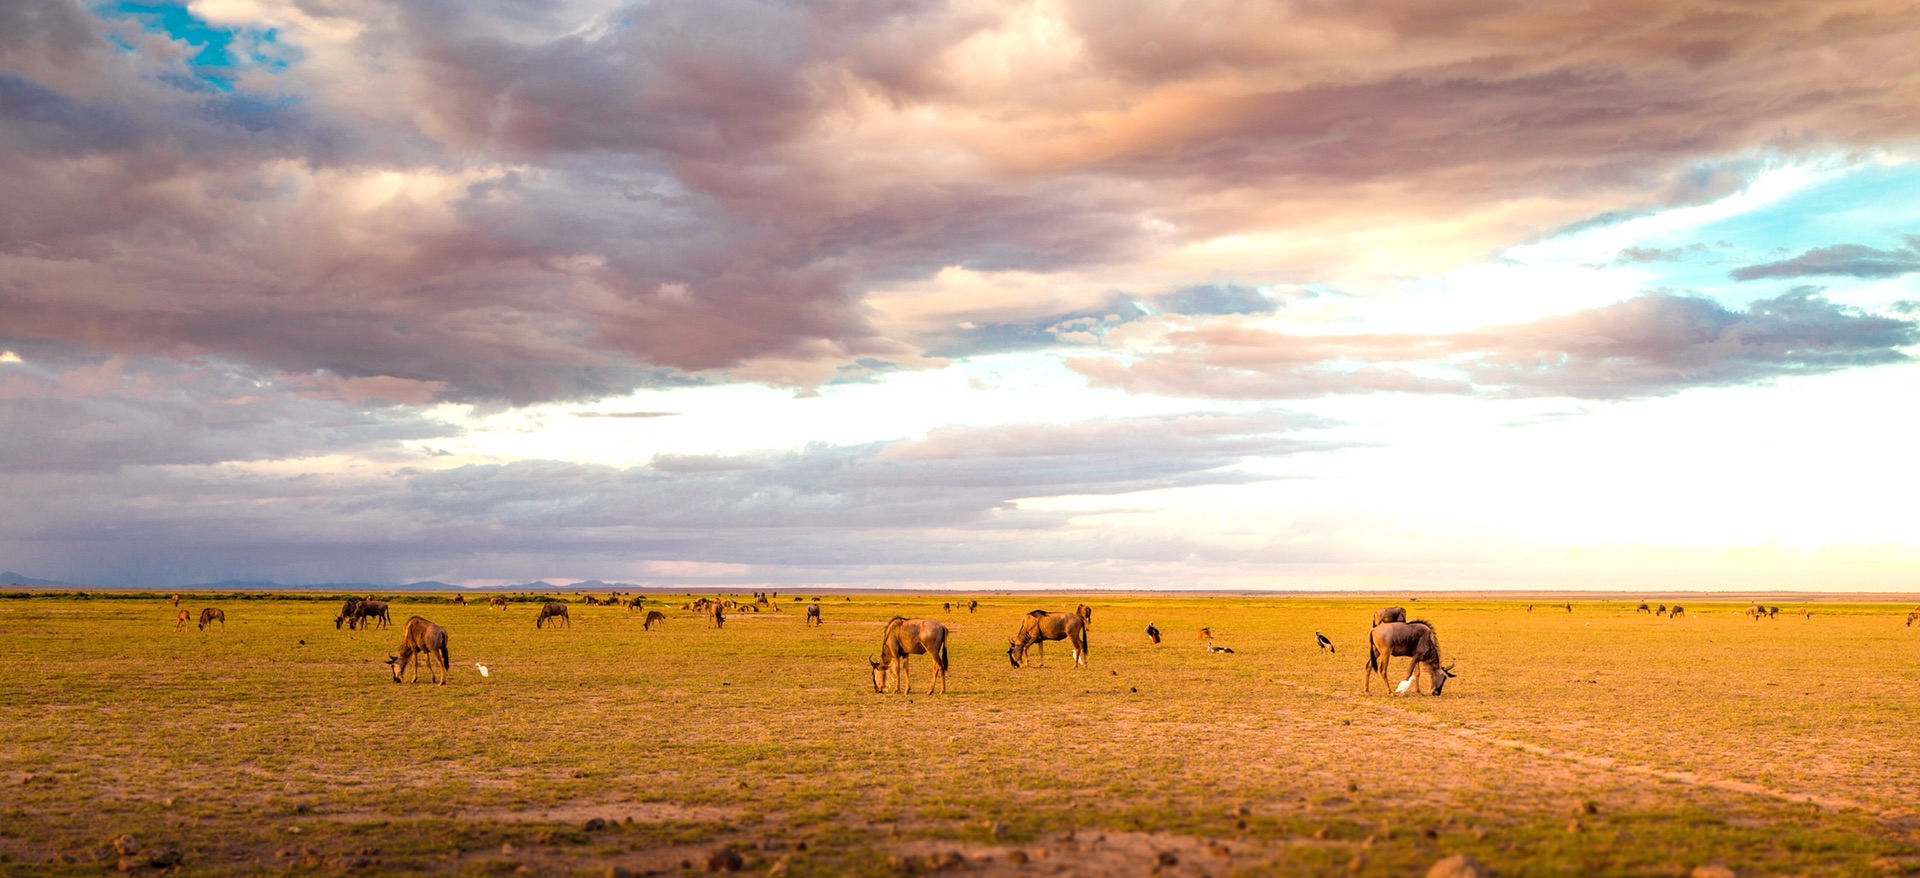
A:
<box><xmin>198</xmin><ymin>607</ymin><xmax>225</xmax><ymax>632</ymax></box>
<box><xmin>805</xmin><ymin>604</ymin><xmax>822</xmax><ymax>626</ymax></box>
<box><xmin>535</xmin><ymin>602</ymin><xmax>570</xmax><ymax>629</ymax></box>
<box><xmin>1371</xmin><ymin>606</ymin><xmax>1406</xmax><ymax>627</ymax></box>
<box><xmin>386</xmin><ymin>615</ymin><xmax>449</xmax><ymax>685</ymax></box>
<box><xmin>1636</xmin><ymin>601</ymin><xmax>1650</xmax><ymax>613</ymax></box>
<box><xmin>708</xmin><ymin>602</ymin><xmax>725</xmax><ymax>629</ymax></box>
<box><xmin>643</xmin><ymin>610</ymin><xmax>666</xmax><ymax>630</ymax></box>
<box><xmin>1670</xmin><ymin>604</ymin><xmax>1686</xmax><ymax>618</ymax></box>
<box><xmin>174</xmin><ymin>608</ymin><xmax>190</xmax><ymax>631</ymax></box>
<box><xmin>967</xmin><ymin>599</ymin><xmax>978</xmax><ymax>613</ymax></box>
<box><xmin>1365</xmin><ymin>620</ymin><xmax>1454</xmax><ymax>695</ymax></box>
<box><xmin>489</xmin><ymin>596</ymin><xmax>506</xmax><ymax>610</ymax></box>
<box><xmin>1007</xmin><ymin>609</ymin><xmax>1088</xmax><ymax>668</ymax></box>
<box><xmin>870</xmin><ymin>617</ymin><xmax>949</xmax><ymax>695</ymax></box>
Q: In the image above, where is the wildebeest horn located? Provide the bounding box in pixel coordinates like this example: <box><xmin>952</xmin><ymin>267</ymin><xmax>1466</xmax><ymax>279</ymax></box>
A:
<box><xmin>1443</xmin><ymin>663</ymin><xmax>1457</xmax><ymax>675</ymax></box>
<box><xmin>868</xmin><ymin>654</ymin><xmax>880</xmax><ymax>668</ymax></box>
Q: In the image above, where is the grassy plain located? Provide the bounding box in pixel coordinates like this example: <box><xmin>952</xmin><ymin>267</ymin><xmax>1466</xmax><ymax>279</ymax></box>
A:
<box><xmin>1</xmin><ymin>592</ymin><xmax>1917</xmax><ymax>876</ymax></box>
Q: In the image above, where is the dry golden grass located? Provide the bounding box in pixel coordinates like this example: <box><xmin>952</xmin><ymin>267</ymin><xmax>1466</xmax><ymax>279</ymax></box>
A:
<box><xmin>0</xmin><ymin>592</ymin><xmax>1916</xmax><ymax>876</ymax></box>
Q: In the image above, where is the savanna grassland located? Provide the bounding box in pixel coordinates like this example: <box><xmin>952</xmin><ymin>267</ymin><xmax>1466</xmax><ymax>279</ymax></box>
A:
<box><xmin>2</xmin><ymin>592</ymin><xmax>1917</xmax><ymax>877</ymax></box>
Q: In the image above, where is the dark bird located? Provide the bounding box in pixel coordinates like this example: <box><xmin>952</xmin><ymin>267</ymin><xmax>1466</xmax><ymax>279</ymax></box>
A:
<box><xmin>1314</xmin><ymin>631</ymin><xmax>1334</xmax><ymax>653</ymax></box>
<box><xmin>1207</xmin><ymin>644</ymin><xmax>1236</xmax><ymax>654</ymax></box>
<box><xmin>1145</xmin><ymin>622</ymin><xmax>1162</xmax><ymax>644</ymax></box>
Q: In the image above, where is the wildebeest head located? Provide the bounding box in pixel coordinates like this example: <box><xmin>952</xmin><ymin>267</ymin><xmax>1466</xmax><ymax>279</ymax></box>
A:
<box><xmin>1006</xmin><ymin>639</ymin><xmax>1022</xmax><ymax>668</ymax></box>
<box><xmin>385</xmin><ymin>654</ymin><xmax>402</xmax><ymax>683</ymax></box>
<box><xmin>1430</xmin><ymin>662</ymin><xmax>1458</xmax><ymax>695</ymax></box>
<box><xmin>868</xmin><ymin>654</ymin><xmax>889</xmax><ymax>692</ymax></box>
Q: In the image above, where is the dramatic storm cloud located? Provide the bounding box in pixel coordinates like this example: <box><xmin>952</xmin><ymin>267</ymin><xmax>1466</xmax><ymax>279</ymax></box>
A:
<box><xmin>3</xmin><ymin>0</ymin><xmax>1919</xmax><ymax>587</ymax></box>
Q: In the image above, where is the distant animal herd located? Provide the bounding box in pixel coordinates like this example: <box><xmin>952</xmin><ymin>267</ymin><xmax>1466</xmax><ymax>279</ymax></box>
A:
<box><xmin>163</xmin><ymin>593</ymin><xmax>1913</xmax><ymax>692</ymax></box>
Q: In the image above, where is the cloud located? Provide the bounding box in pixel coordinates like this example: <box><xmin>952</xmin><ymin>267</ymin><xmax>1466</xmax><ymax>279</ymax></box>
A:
<box><xmin>1069</xmin><ymin>290</ymin><xmax>1918</xmax><ymax>400</ymax></box>
<box><xmin>0</xmin><ymin>410</ymin><xmax>1337</xmax><ymax>585</ymax></box>
<box><xmin>1</xmin><ymin>0</ymin><xmax>1918</xmax><ymax>407</ymax></box>
<box><xmin>924</xmin><ymin>284</ymin><xmax>1278</xmax><ymax>357</ymax></box>
<box><xmin>1730</xmin><ymin>236</ymin><xmax>1920</xmax><ymax>280</ymax></box>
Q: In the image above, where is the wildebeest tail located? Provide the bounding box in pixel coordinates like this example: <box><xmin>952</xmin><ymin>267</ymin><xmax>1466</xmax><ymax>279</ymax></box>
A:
<box><xmin>936</xmin><ymin>640</ymin><xmax>949</xmax><ymax>673</ymax></box>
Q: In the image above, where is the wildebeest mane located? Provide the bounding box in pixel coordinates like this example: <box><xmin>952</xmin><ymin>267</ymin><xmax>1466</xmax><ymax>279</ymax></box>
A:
<box><xmin>1406</xmin><ymin>619</ymin><xmax>1435</xmax><ymax>631</ymax></box>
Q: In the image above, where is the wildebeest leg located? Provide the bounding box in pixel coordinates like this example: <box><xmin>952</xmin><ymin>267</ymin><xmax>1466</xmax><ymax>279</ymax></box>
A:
<box><xmin>898</xmin><ymin>654</ymin><xmax>910</xmax><ymax>695</ymax></box>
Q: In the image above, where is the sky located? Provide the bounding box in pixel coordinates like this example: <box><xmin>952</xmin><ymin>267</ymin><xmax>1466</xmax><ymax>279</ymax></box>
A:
<box><xmin>2</xmin><ymin>0</ymin><xmax>1918</xmax><ymax>591</ymax></box>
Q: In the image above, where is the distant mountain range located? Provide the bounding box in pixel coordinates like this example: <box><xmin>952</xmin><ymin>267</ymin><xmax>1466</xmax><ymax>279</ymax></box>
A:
<box><xmin>0</xmin><ymin>571</ymin><xmax>648</xmax><ymax>591</ymax></box>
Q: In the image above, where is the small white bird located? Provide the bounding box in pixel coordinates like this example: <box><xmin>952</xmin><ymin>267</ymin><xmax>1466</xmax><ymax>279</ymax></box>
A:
<box><xmin>475</xmin><ymin>662</ymin><xmax>490</xmax><ymax>678</ymax></box>
<box><xmin>1394</xmin><ymin>677</ymin><xmax>1414</xmax><ymax>694</ymax></box>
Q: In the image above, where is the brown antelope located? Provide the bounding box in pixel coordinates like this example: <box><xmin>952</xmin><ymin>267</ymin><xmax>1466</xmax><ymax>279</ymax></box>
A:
<box><xmin>489</xmin><ymin>595</ymin><xmax>506</xmax><ymax>610</ymax></box>
<box><xmin>642</xmin><ymin>610</ymin><xmax>666</xmax><ymax>630</ymax></box>
<box><xmin>804</xmin><ymin>604</ymin><xmax>822</xmax><ymax>626</ymax></box>
<box><xmin>708</xmin><ymin>602</ymin><xmax>725</xmax><ymax>629</ymax></box>
<box><xmin>198</xmin><ymin>608</ymin><xmax>225</xmax><ymax>632</ymax></box>
<box><xmin>1007</xmin><ymin>609</ymin><xmax>1088</xmax><ymax>668</ymax></box>
<box><xmin>535</xmin><ymin>602</ymin><xmax>570</xmax><ymax>628</ymax></box>
<box><xmin>1797</xmin><ymin>607</ymin><xmax>1810</xmax><ymax>619</ymax></box>
<box><xmin>386</xmin><ymin>615</ymin><xmax>450</xmax><ymax>685</ymax></box>
<box><xmin>1371</xmin><ymin>607</ymin><xmax>1407</xmax><ymax>627</ymax></box>
<box><xmin>170</xmin><ymin>594</ymin><xmax>180</xmax><ymax>607</ymax></box>
<box><xmin>1365</xmin><ymin>620</ymin><xmax>1454</xmax><ymax>695</ymax></box>
<box><xmin>174</xmin><ymin>608</ymin><xmax>190</xmax><ymax>631</ymax></box>
<box><xmin>870</xmin><ymin>617</ymin><xmax>949</xmax><ymax>695</ymax></box>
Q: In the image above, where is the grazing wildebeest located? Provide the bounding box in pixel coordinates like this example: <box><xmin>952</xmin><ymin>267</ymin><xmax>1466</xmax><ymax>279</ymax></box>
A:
<box><xmin>1007</xmin><ymin>610</ymin><xmax>1088</xmax><ymax>668</ymax></box>
<box><xmin>174</xmin><ymin>609</ymin><xmax>190</xmax><ymax>631</ymax></box>
<box><xmin>870</xmin><ymin>617</ymin><xmax>949</xmax><ymax>695</ymax></box>
<box><xmin>336</xmin><ymin>598</ymin><xmax>364</xmax><ymax>630</ymax></box>
<box><xmin>198</xmin><ymin>608</ymin><xmax>225</xmax><ymax>632</ymax></box>
<box><xmin>1907</xmin><ymin>611</ymin><xmax>1918</xmax><ymax>627</ymax></box>
<box><xmin>1745</xmin><ymin>605</ymin><xmax>1762</xmax><ymax>621</ymax></box>
<box><xmin>1145</xmin><ymin>622</ymin><xmax>1161</xmax><ymax>644</ymax></box>
<box><xmin>386</xmin><ymin>615</ymin><xmax>450</xmax><ymax>685</ymax></box>
<box><xmin>1636</xmin><ymin>601</ymin><xmax>1650</xmax><ymax>613</ymax></box>
<box><xmin>489</xmin><ymin>596</ymin><xmax>506</xmax><ymax>610</ymax></box>
<box><xmin>1365</xmin><ymin>620</ymin><xmax>1453</xmax><ymax>695</ymax></box>
<box><xmin>708</xmin><ymin>602</ymin><xmax>725</xmax><ymax>629</ymax></box>
<box><xmin>627</xmin><ymin>596</ymin><xmax>646</xmax><ymax>609</ymax></box>
<box><xmin>1656</xmin><ymin>603</ymin><xmax>1668</xmax><ymax>616</ymax></box>
<box><xmin>967</xmin><ymin>599</ymin><xmax>978</xmax><ymax>613</ymax></box>
<box><xmin>535</xmin><ymin>602</ymin><xmax>570</xmax><ymax>629</ymax></box>
<box><xmin>643</xmin><ymin>610</ymin><xmax>666</xmax><ymax>630</ymax></box>
<box><xmin>1766</xmin><ymin>605</ymin><xmax>1780</xmax><ymax>619</ymax></box>
<box><xmin>1315</xmin><ymin>631</ymin><xmax>1334</xmax><ymax>653</ymax></box>
<box><xmin>805</xmin><ymin>604</ymin><xmax>822</xmax><ymax>626</ymax></box>
<box><xmin>1371</xmin><ymin>607</ymin><xmax>1406</xmax><ymax>627</ymax></box>
<box><xmin>453</xmin><ymin>594</ymin><xmax>465</xmax><ymax>605</ymax></box>
<box><xmin>1669</xmin><ymin>604</ymin><xmax>1685</xmax><ymax>618</ymax></box>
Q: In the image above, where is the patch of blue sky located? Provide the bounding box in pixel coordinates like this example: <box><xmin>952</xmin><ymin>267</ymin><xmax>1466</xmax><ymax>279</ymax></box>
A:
<box><xmin>101</xmin><ymin>1</ymin><xmax>295</xmax><ymax>92</ymax></box>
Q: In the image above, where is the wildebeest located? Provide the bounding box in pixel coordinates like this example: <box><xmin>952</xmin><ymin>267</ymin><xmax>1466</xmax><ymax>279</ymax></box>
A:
<box><xmin>1636</xmin><ymin>601</ymin><xmax>1650</xmax><ymax>613</ymax></box>
<box><xmin>1669</xmin><ymin>604</ymin><xmax>1686</xmax><ymax>618</ymax></box>
<box><xmin>1007</xmin><ymin>609</ymin><xmax>1088</xmax><ymax>668</ymax></box>
<box><xmin>1745</xmin><ymin>605</ymin><xmax>1763</xmax><ymax>621</ymax></box>
<box><xmin>535</xmin><ymin>602</ymin><xmax>570</xmax><ymax>629</ymax></box>
<box><xmin>489</xmin><ymin>596</ymin><xmax>506</xmax><ymax>610</ymax></box>
<box><xmin>198</xmin><ymin>608</ymin><xmax>225</xmax><ymax>632</ymax></box>
<box><xmin>967</xmin><ymin>599</ymin><xmax>978</xmax><ymax>613</ymax></box>
<box><xmin>355</xmin><ymin>600</ymin><xmax>392</xmax><ymax>630</ymax></box>
<box><xmin>708</xmin><ymin>602</ymin><xmax>725</xmax><ymax>629</ymax></box>
<box><xmin>1656</xmin><ymin>603</ymin><xmax>1669</xmax><ymax>616</ymax></box>
<box><xmin>1766</xmin><ymin>605</ymin><xmax>1780</xmax><ymax>619</ymax></box>
<box><xmin>336</xmin><ymin>598</ymin><xmax>363</xmax><ymax>630</ymax></box>
<box><xmin>386</xmin><ymin>615</ymin><xmax>450</xmax><ymax>685</ymax></box>
<box><xmin>1371</xmin><ymin>607</ymin><xmax>1406</xmax><ymax>627</ymax></box>
<box><xmin>453</xmin><ymin>594</ymin><xmax>465</xmax><ymax>605</ymax></box>
<box><xmin>870</xmin><ymin>617</ymin><xmax>949</xmax><ymax>695</ymax></box>
<box><xmin>1365</xmin><ymin>620</ymin><xmax>1454</xmax><ymax>695</ymax></box>
<box><xmin>1907</xmin><ymin>611</ymin><xmax>1918</xmax><ymax>627</ymax></box>
<box><xmin>804</xmin><ymin>604</ymin><xmax>822</xmax><ymax>626</ymax></box>
<box><xmin>943</xmin><ymin>602</ymin><xmax>951</xmax><ymax>612</ymax></box>
<box><xmin>627</xmin><ymin>596</ymin><xmax>647</xmax><ymax>609</ymax></box>
<box><xmin>170</xmin><ymin>594</ymin><xmax>180</xmax><ymax>607</ymax></box>
<box><xmin>1145</xmin><ymin>622</ymin><xmax>1161</xmax><ymax>644</ymax></box>
<box><xmin>1565</xmin><ymin>603</ymin><xmax>1573</xmax><ymax>612</ymax></box>
<box><xmin>643</xmin><ymin>610</ymin><xmax>666</xmax><ymax>630</ymax></box>
<box><xmin>174</xmin><ymin>609</ymin><xmax>190</xmax><ymax>631</ymax></box>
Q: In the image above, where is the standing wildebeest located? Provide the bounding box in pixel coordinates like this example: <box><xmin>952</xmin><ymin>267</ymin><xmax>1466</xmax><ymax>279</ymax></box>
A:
<box><xmin>535</xmin><ymin>602</ymin><xmax>570</xmax><ymax>629</ymax></box>
<box><xmin>1636</xmin><ymin>601</ymin><xmax>1651</xmax><ymax>613</ymax></box>
<box><xmin>1670</xmin><ymin>604</ymin><xmax>1686</xmax><ymax>618</ymax></box>
<box><xmin>804</xmin><ymin>604</ymin><xmax>822</xmax><ymax>626</ymax></box>
<box><xmin>170</xmin><ymin>594</ymin><xmax>180</xmax><ymax>607</ymax></box>
<box><xmin>336</xmin><ymin>598</ymin><xmax>364</xmax><ymax>630</ymax></box>
<box><xmin>643</xmin><ymin>610</ymin><xmax>666</xmax><ymax>630</ymax></box>
<box><xmin>1745</xmin><ymin>605</ymin><xmax>1763</xmax><ymax>621</ymax></box>
<box><xmin>708</xmin><ymin>602</ymin><xmax>726</xmax><ymax>629</ymax></box>
<box><xmin>174</xmin><ymin>609</ymin><xmax>190</xmax><ymax>631</ymax></box>
<box><xmin>1656</xmin><ymin>603</ymin><xmax>1669</xmax><ymax>616</ymax></box>
<box><xmin>627</xmin><ymin>596</ymin><xmax>647</xmax><ymax>609</ymax></box>
<box><xmin>1907</xmin><ymin>611</ymin><xmax>1918</xmax><ymax>627</ymax></box>
<box><xmin>870</xmin><ymin>617</ymin><xmax>949</xmax><ymax>695</ymax></box>
<box><xmin>198</xmin><ymin>608</ymin><xmax>225</xmax><ymax>632</ymax></box>
<box><xmin>1371</xmin><ymin>607</ymin><xmax>1407</xmax><ymax>626</ymax></box>
<box><xmin>1365</xmin><ymin>620</ymin><xmax>1454</xmax><ymax>695</ymax></box>
<box><xmin>967</xmin><ymin>599</ymin><xmax>978</xmax><ymax>613</ymax></box>
<box><xmin>1007</xmin><ymin>609</ymin><xmax>1089</xmax><ymax>668</ymax></box>
<box><xmin>453</xmin><ymin>594</ymin><xmax>465</xmax><ymax>605</ymax></box>
<box><xmin>355</xmin><ymin>600</ymin><xmax>392</xmax><ymax>630</ymax></box>
<box><xmin>489</xmin><ymin>596</ymin><xmax>506</xmax><ymax>610</ymax></box>
<box><xmin>386</xmin><ymin>615</ymin><xmax>449</xmax><ymax>685</ymax></box>
<box><xmin>1766</xmin><ymin>606</ymin><xmax>1780</xmax><ymax>619</ymax></box>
